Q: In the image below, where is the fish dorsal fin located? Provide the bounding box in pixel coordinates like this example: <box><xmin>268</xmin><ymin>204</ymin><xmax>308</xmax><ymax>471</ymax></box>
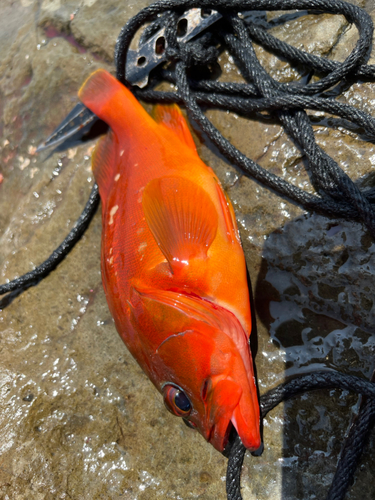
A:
<box><xmin>153</xmin><ymin>104</ymin><xmax>197</xmax><ymax>152</ymax></box>
<box><xmin>142</xmin><ymin>176</ymin><xmax>218</xmax><ymax>271</ymax></box>
<box><xmin>91</xmin><ymin>129</ymin><xmax>117</xmax><ymax>201</ymax></box>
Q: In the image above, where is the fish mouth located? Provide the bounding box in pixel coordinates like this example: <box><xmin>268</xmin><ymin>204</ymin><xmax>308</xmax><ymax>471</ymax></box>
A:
<box><xmin>207</xmin><ymin>419</ymin><xmax>233</xmax><ymax>452</ymax></box>
<box><xmin>207</xmin><ymin>411</ymin><xmax>261</xmax><ymax>452</ymax></box>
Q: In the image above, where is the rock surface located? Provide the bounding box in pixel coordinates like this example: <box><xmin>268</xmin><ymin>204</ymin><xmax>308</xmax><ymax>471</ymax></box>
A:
<box><xmin>0</xmin><ymin>1</ymin><xmax>374</xmax><ymax>499</ymax></box>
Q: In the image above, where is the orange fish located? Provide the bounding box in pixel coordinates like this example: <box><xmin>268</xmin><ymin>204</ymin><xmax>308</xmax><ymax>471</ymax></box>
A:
<box><xmin>78</xmin><ymin>69</ymin><xmax>261</xmax><ymax>452</ymax></box>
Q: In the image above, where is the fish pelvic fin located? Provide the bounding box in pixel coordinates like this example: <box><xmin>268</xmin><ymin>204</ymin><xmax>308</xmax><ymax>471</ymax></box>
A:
<box><xmin>142</xmin><ymin>176</ymin><xmax>218</xmax><ymax>272</ymax></box>
<box><xmin>153</xmin><ymin>104</ymin><xmax>197</xmax><ymax>152</ymax></box>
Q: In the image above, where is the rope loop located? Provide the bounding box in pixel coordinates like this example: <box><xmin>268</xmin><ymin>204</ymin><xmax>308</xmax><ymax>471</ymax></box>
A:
<box><xmin>226</xmin><ymin>371</ymin><xmax>375</xmax><ymax>500</ymax></box>
<box><xmin>115</xmin><ymin>0</ymin><xmax>375</xmax><ymax>237</ymax></box>
<box><xmin>115</xmin><ymin>2</ymin><xmax>375</xmax><ymax>499</ymax></box>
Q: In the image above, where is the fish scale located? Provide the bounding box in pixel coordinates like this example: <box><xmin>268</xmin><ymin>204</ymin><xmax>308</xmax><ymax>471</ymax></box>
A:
<box><xmin>79</xmin><ymin>68</ymin><xmax>261</xmax><ymax>452</ymax></box>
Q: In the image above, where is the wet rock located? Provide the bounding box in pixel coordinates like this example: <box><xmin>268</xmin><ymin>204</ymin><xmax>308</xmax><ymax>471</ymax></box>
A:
<box><xmin>0</xmin><ymin>1</ymin><xmax>375</xmax><ymax>499</ymax></box>
<box><xmin>254</xmin><ymin>12</ymin><xmax>348</xmax><ymax>83</ymax></box>
<box><xmin>260</xmin><ymin>215</ymin><xmax>375</xmax><ymax>358</ymax></box>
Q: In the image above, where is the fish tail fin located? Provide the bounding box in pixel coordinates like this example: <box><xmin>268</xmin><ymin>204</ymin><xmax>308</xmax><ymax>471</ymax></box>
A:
<box><xmin>78</xmin><ymin>69</ymin><xmax>154</xmax><ymax>137</ymax></box>
<box><xmin>153</xmin><ymin>104</ymin><xmax>197</xmax><ymax>152</ymax></box>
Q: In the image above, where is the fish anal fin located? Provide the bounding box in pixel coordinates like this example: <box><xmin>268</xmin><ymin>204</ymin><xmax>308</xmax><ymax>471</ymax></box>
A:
<box><xmin>153</xmin><ymin>104</ymin><xmax>197</xmax><ymax>152</ymax></box>
<box><xmin>142</xmin><ymin>176</ymin><xmax>218</xmax><ymax>272</ymax></box>
<box><xmin>92</xmin><ymin>129</ymin><xmax>117</xmax><ymax>201</ymax></box>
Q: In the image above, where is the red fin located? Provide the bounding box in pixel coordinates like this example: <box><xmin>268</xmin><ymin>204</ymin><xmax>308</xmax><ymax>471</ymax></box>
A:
<box><xmin>153</xmin><ymin>104</ymin><xmax>197</xmax><ymax>152</ymax></box>
<box><xmin>78</xmin><ymin>69</ymin><xmax>154</xmax><ymax>137</ymax></box>
<box><xmin>216</xmin><ymin>183</ymin><xmax>241</xmax><ymax>244</ymax></box>
<box><xmin>142</xmin><ymin>176</ymin><xmax>218</xmax><ymax>271</ymax></box>
<box><xmin>91</xmin><ymin>130</ymin><xmax>117</xmax><ymax>201</ymax></box>
<box><xmin>78</xmin><ymin>69</ymin><xmax>122</xmax><ymax>119</ymax></box>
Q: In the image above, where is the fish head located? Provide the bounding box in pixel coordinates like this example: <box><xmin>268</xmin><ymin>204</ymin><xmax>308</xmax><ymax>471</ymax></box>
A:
<box><xmin>157</xmin><ymin>328</ymin><xmax>260</xmax><ymax>452</ymax></box>
<box><xmin>130</xmin><ymin>287</ymin><xmax>261</xmax><ymax>452</ymax></box>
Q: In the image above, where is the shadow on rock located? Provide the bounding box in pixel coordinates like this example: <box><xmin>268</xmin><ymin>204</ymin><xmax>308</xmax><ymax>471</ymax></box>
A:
<box><xmin>254</xmin><ymin>211</ymin><xmax>375</xmax><ymax>499</ymax></box>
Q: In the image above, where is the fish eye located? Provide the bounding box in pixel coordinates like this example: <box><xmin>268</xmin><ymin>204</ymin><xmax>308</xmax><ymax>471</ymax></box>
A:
<box><xmin>162</xmin><ymin>383</ymin><xmax>192</xmax><ymax>417</ymax></box>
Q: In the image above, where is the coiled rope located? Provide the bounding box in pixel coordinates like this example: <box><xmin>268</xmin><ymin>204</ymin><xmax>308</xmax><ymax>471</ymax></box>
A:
<box><xmin>226</xmin><ymin>371</ymin><xmax>375</xmax><ymax>500</ymax></box>
<box><xmin>1</xmin><ymin>1</ymin><xmax>375</xmax><ymax>499</ymax></box>
<box><xmin>116</xmin><ymin>0</ymin><xmax>375</xmax><ymax>233</ymax></box>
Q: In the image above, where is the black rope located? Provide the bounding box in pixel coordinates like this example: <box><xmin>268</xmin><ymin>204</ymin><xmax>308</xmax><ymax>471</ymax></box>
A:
<box><xmin>325</xmin><ymin>370</ymin><xmax>375</xmax><ymax>500</ymax></box>
<box><xmin>226</xmin><ymin>371</ymin><xmax>375</xmax><ymax>500</ymax></box>
<box><xmin>115</xmin><ymin>0</ymin><xmax>375</xmax><ymax>235</ymax></box>
<box><xmin>0</xmin><ymin>184</ymin><xmax>99</xmax><ymax>296</ymax></box>
<box><xmin>115</xmin><ymin>2</ymin><xmax>375</xmax><ymax>499</ymax></box>
<box><xmin>1</xmin><ymin>1</ymin><xmax>375</xmax><ymax>499</ymax></box>
<box><xmin>4</xmin><ymin>0</ymin><xmax>375</xmax><ymax>289</ymax></box>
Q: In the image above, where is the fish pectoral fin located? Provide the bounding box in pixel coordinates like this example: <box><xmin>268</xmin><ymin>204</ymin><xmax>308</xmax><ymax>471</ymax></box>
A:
<box><xmin>91</xmin><ymin>129</ymin><xmax>117</xmax><ymax>201</ymax></box>
<box><xmin>142</xmin><ymin>176</ymin><xmax>218</xmax><ymax>271</ymax></box>
<box><xmin>153</xmin><ymin>104</ymin><xmax>197</xmax><ymax>152</ymax></box>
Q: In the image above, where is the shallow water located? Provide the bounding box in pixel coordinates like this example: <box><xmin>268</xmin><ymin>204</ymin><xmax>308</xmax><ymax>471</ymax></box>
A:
<box><xmin>0</xmin><ymin>1</ymin><xmax>375</xmax><ymax>499</ymax></box>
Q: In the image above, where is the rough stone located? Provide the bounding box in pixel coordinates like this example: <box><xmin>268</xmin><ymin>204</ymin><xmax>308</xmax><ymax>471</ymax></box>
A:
<box><xmin>254</xmin><ymin>12</ymin><xmax>348</xmax><ymax>83</ymax></box>
<box><xmin>0</xmin><ymin>1</ymin><xmax>375</xmax><ymax>499</ymax></box>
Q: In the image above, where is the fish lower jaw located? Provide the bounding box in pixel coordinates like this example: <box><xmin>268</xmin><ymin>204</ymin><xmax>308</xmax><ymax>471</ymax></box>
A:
<box><xmin>205</xmin><ymin>414</ymin><xmax>261</xmax><ymax>453</ymax></box>
<box><xmin>206</xmin><ymin>418</ymin><xmax>233</xmax><ymax>452</ymax></box>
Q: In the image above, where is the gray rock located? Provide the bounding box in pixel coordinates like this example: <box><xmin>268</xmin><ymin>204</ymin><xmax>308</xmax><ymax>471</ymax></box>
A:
<box><xmin>0</xmin><ymin>1</ymin><xmax>374</xmax><ymax>499</ymax></box>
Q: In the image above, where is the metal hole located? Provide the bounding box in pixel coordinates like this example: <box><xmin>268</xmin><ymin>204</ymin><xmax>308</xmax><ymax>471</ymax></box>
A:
<box><xmin>137</xmin><ymin>56</ymin><xmax>146</xmax><ymax>66</ymax></box>
<box><xmin>177</xmin><ymin>18</ymin><xmax>188</xmax><ymax>37</ymax></box>
<box><xmin>155</xmin><ymin>36</ymin><xmax>165</xmax><ymax>55</ymax></box>
<box><xmin>201</xmin><ymin>9</ymin><xmax>212</xmax><ymax>18</ymax></box>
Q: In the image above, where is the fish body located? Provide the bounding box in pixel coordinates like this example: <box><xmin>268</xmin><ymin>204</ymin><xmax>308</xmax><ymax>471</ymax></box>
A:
<box><xmin>79</xmin><ymin>69</ymin><xmax>260</xmax><ymax>452</ymax></box>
